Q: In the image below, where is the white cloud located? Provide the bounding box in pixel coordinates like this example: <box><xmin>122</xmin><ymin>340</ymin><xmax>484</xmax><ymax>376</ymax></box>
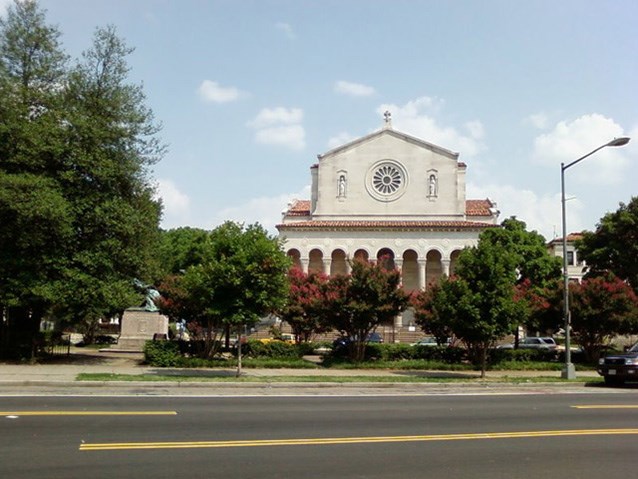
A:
<box><xmin>275</xmin><ymin>22</ymin><xmax>296</xmax><ymax>39</ymax></box>
<box><xmin>210</xmin><ymin>185</ymin><xmax>311</xmax><ymax>234</ymax></box>
<box><xmin>377</xmin><ymin>98</ymin><xmax>485</xmax><ymax>157</ymax></box>
<box><xmin>327</xmin><ymin>131</ymin><xmax>356</xmax><ymax>149</ymax></box>
<box><xmin>197</xmin><ymin>80</ymin><xmax>242</xmax><ymax>103</ymax></box>
<box><xmin>155</xmin><ymin>179</ymin><xmax>191</xmax><ymax>229</ymax></box>
<box><xmin>465</xmin><ymin>120</ymin><xmax>484</xmax><ymax>140</ymax></box>
<box><xmin>249</xmin><ymin>107</ymin><xmax>306</xmax><ymax>150</ymax></box>
<box><xmin>531</xmin><ymin>114</ymin><xmax>629</xmax><ymax>185</ymax></box>
<box><xmin>334</xmin><ymin>80</ymin><xmax>376</xmax><ymax>97</ymax></box>
<box><xmin>525</xmin><ymin>112</ymin><xmax>549</xmax><ymax>130</ymax></box>
<box><xmin>249</xmin><ymin>107</ymin><xmax>303</xmax><ymax>128</ymax></box>
<box><xmin>255</xmin><ymin>125</ymin><xmax>306</xmax><ymax>150</ymax></box>
<box><xmin>466</xmin><ymin>182</ymin><xmax>585</xmax><ymax>241</ymax></box>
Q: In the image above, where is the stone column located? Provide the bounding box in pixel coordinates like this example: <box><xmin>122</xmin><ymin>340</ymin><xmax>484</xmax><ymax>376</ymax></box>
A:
<box><xmin>418</xmin><ymin>259</ymin><xmax>427</xmax><ymax>290</ymax></box>
<box><xmin>394</xmin><ymin>313</ymin><xmax>403</xmax><ymax>330</ymax></box>
<box><xmin>345</xmin><ymin>260</ymin><xmax>352</xmax><ymax>274</ymax></box>
<box><xmin>324</xmin><ymin>258</ymin><xmax>332</xmax><ymax>276</ymax></box>
<box><xmin>442</xmin><ymin>259</ymin><xmax>451</xmax><ymax>277</ymax></box>
<box><xmin>300</xmin><ymin>258</ymin><xmax>309</xmax><ymax>274</ymax></box>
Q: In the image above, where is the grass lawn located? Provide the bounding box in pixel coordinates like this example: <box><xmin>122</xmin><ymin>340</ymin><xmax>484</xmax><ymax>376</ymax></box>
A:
<box><xmin>76</xmin><ymin>372</ymin><xmax>603</xmax><ymax>384</ymax></box>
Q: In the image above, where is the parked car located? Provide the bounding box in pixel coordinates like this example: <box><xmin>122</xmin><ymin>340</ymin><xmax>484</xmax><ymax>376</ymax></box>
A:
<box><xmin>498</xmin><ymin>337</ymin><xmax>557</xmax><ymax>350</ymax></box>
<box><xmin>332</xmin><ymin>332</ymin><xmax>383</xmax><ymax>350</ymax></box>
<box><xmin>259</xmin><ymin>333</ymin><xmax>295</xmax><ymax>345</ymax></box>
<box><xmin>411</xmin><ymin>337</ymin><xmax>450</xmax><ymax>347</ymax></box>
<box><xmin>598</xmin><ymin>343</ymin><xmax>638</xmax><ymax>386</ymax></box>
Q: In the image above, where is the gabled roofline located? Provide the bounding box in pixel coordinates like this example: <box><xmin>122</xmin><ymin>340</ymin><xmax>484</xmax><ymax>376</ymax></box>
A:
<box><xmin>317</xmin><ymin>127</ymin><xmax>460</xmax><ymax>161</ymax></box>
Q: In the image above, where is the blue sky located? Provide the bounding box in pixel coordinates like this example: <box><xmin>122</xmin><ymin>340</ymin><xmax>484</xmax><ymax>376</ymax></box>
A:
<box><xmin>4</xmin><ymin>0</ymin><xmax>637</xmax><ymax>240</ymax></box>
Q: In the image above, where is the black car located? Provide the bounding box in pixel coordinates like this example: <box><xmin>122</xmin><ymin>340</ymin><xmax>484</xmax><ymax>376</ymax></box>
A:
<box><xmin>332</xmin><ymin>332</ymin><xmax>383</xmax><ymax>349</ymax></box>
<box><xmin>598</xmin><ymin>343</ymin><xmax>638</xmax><ymax>386</ymax></box>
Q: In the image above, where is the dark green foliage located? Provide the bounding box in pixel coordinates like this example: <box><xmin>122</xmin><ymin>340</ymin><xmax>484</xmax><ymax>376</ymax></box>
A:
<box><xmin>578</xmin><ymin>197</ymin><xmax>638</xmax><ymax>293</ymax></box>
<box><xmin>143</xmin><ymin>340</ymin><xmax>180</xmax><ymax>367</ymax></box>
<box><xmin>0</xmin><ymin>1</ymin><xmax>164</xmax><ymax>358</ymax></box>
<box><xmin>481</xmin><ymin>217</ymin><xmax>561</xmax><ymax>286</ymax></box>
<box><xmin>155</xmin><ymin>227</ymin><xmax>211</xmax><ymax>280</ymax></box>
<box><xmin>156</xmin><ymin>222</ymin><xmax>291</xmax><ymax>359</ymax></box>
<box><xmin>328</xmin><ymin>343</ymin><xmax>466</xmax><ymax>363</ymax></box>
<box><xmin>488</xmin><ymin>348</ymin><xmax>557</xmax><ymax>364</ymax></box>
<box><xmin>434</xmin><ymin>239</ymin><xmax>520</xmax><ymax>377</ymax></box>
<box><xmin>241</xmin><ymin>340</ymin><xmax>301</xmax><ymax>359</ymax></box>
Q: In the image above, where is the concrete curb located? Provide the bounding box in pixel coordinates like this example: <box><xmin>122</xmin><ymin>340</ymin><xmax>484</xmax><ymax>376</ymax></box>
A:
<box><xmin>0</xmin><ymin>379</ymin><xmax>598</xmax><ymax>389</ymax></box>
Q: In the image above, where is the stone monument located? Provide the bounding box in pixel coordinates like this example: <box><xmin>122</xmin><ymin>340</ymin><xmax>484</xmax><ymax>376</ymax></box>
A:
<box><xmin>109</xmin><ymin>281</ymin><xmax>169</xmax><ymax>352</ymax></box>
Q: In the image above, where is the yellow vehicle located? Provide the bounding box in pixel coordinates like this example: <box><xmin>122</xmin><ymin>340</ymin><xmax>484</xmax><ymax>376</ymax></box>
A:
<box><xmin>259</xmin><ymin>333</ymin><xmax>296</xmax><ymax>345</ymax></box>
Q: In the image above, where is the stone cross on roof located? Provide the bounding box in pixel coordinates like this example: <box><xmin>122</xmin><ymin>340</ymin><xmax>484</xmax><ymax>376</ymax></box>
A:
<box><xmin>383</xmin><ymin>110</ymin><xmax>392</xmax><ymax>125</ymax></box>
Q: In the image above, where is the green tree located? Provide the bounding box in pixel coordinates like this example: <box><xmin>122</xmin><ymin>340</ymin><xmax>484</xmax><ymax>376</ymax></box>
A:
<box><xmin>480</xmin><ymin>217</ymin><xmax>561</xmax><ymax>341</ymax></box>
<box><xmin>0</xmin><ymin>0</ymin><xmax>72</xmax><ymax>356</ymax></box>
<box><xmin>320</xmin><ymin>259</ymin><xmax>409</xmax><ymax>362</ymax></box>
<box><xmin>0</xmin><ymin>2</ymin><xmax>164</xmax><ymax>356</ymax></box>
<box><xmin>49</xmin><ymin>25</ymin><xmax>163</xmax><ymax>343</ymax></box>
<box><xmin>410</xmin><ymin>283</ymin><xmax>453</xmax><ymax>346</ymax></box>
<box><xmin>157</xmin><ymin>222</ymin><xmax>291</xmax><ymax>358</ymax></box>
<box><xmin>156</xmin><ymin>227</ymin><xmax>211</xmax><ymax>279</ymax></box>
<box><xmin>437</xmin><ymin>240</ymin><xmax>520</xmax><ymax>377</ymax></box>
<box><xmin>578</xmin><ymin>197</ymin><xmax>638</xmax><ymax>293</ymax></box>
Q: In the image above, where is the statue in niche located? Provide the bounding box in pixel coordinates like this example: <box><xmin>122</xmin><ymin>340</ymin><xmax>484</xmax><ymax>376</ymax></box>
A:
<box><xmin>338</xmin><ymin>175</ymin><xmax>347</xmax><ymax>198</ymax></box>
<box><xmin>428</xmin><ymin>174</ymin><xmax>437</xmax><ymax>197</ymax></box>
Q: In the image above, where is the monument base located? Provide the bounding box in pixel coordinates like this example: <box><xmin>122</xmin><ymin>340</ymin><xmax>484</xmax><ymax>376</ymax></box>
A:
<box><xmin>110</xmin><ymin>308</ymin><xmax>169</xmax><ymax>353</ymax></box>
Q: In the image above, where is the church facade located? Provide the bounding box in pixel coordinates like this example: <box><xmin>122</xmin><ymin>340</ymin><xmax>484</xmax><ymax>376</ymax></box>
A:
<box><xmin>277</xmin><ymin>115</ymin><xmax>500</xmax><ymax>298</ymax></box>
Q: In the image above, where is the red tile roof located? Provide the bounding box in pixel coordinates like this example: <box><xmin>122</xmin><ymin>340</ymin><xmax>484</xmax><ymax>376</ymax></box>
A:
<box><xmin>548</xmin><ymin>232</ymin><xmax>585</xmax><ymax>244</ymax></box>
<box><xmin>277</xmin><ymin>220</ymin><xmax>497</xmax><ymax>231</ymax></box>
<box><xmin>284</xmin><ymin>199</ymin><xmax>495</xmax><ymax>217</ymax></box>
<box><xmin>465</xmin><ymin>199</ymin><xmax>494</xmax><ymax>216</ymax></box>
<box><xmin>287</xmin><ymin>200</ymin><xmax>311</xmax><ymax>216</ymax></box>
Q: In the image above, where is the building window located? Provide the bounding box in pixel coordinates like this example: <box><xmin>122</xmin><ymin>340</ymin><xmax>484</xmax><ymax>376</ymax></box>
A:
<box><xmin>372</xmin><ymin>164</ymin><xmax>402</xmax><ymax>195</ymax></box>
<box><xmin>567</xmin><ymin>251</ymin><xmax>575</xmax><ymax>266</ymax></box>
<box><xmin>365</xmin><ymin>160</ymin><xmax>408</xmax><ymax>202</ymax></box>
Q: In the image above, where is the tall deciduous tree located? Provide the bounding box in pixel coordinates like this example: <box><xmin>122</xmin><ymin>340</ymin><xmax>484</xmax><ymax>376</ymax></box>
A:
<box><xmin>0</xmin><ymin>1</ymin><xmax>164</xmax><ymax>356</ymax></box>
<box><xmin>319</xmin><ymin>259</ymin><xmax>409</xmax><ymax>362</ymax></box>
<box><xmin>0</xmin><ymin>0</ymin><xmax>72</xmax><ymax>355</ymax></box>
<box><xmin>480</xmin><ymin>217</ymin><xmax>561</xmax><ymax>341</ymax></box>
<box><xmin>157</xmin><ymin>222</ymin><xmax>291</xmax><ymax>358</ymax></box>
<box><xmin>436</xmin><ymin>240</ymin><xmax>520</xmax><ymax>377</ymax></box>
<box><xmin>578</xmin><ymin>197</ymin><xmax>638</xmax><ymax>293</ymax></box>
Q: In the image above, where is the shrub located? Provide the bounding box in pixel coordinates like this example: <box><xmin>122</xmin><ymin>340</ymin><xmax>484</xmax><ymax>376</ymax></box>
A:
<box><xmin>411</xmin><ymin>345</ymin><xmax>466</xmax><ymax>363</ymax></box>
<box><xmin>144</xmin><ymin>340</ymin><xmax>181</xmax><ymax>367</ymax></box>
<box><xmin>488</xmin><ymin>348</ymin><xmax>556</xmax><ymax>364</ymax></box>
<box><xmin>241</xmin><ymin>340</ymin><xmax>301</xmax><ymax>359</ymax></box>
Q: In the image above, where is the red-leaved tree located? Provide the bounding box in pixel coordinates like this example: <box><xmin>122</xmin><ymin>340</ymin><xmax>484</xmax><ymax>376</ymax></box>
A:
<box><xmin>278</xmin><ymin>268</ymin><xmax>330</xmax><ymax>343</ymax></box>
<box><xmin>570</xmin><ymin>274</ymin><xmax>638</xmax><ymax>361</ymax></box>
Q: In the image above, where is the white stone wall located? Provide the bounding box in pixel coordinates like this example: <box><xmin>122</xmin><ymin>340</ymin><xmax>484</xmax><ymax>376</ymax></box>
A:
<box><xmin>312</xmin><ymin>130</ymin><xmax>466</xmax><ymax>221</ymax></box>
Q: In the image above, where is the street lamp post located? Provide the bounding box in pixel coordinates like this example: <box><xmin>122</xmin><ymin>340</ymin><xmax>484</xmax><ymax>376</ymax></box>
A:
<box><xmin>560</xmin><ymin>137</ymin><xmax>630</xmax><ymax>380</ymax></box>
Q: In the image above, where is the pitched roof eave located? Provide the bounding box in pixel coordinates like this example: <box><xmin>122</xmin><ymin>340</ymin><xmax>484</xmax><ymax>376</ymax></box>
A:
<box><xmin>277</xmin><ymin>220</ymin><xmax>498</xmax><ymax>232</ymax></box>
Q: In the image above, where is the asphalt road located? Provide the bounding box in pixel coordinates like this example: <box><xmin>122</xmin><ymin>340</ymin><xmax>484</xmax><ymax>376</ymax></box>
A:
<box><xmin>2</xmin><ymin>393</ymin><xmax>638</xmax><ymax>478</ymax></box>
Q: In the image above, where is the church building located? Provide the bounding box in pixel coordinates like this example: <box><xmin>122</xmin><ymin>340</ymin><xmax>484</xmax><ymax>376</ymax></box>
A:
<box><xmin>277</xmin><ymin>113</ymin><xmax>500</xmax><ymax>299</ymax></box>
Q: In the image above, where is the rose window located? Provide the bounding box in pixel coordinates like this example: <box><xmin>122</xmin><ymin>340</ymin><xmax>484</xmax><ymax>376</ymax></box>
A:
<box><xmin>372</xmin><ymin>164</ymin><xmax>402</xmax><ymax>195</ymax></box>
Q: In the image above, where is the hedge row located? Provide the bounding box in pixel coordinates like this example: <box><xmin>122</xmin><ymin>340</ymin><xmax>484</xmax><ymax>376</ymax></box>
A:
<box><xmin>144</xmin><ymin>339</ymin><xmax>577</xmax><ymax>367</ymax></box>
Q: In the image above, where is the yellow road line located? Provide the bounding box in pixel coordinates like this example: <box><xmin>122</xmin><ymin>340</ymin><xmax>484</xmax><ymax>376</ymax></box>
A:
<box><xmin>2</xmin><ymin>411</ymin><xmax>177</xmax><ymax>416</ymax></box>
<box><xmin>79</xmin><ymin>429</ymin><xmax>638</xmax><ymax>451</ymax></box>
<box><xmin>572</xmin><ymin>405</ymin><xmax>638</xmax><ymax>409</ymax></box>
